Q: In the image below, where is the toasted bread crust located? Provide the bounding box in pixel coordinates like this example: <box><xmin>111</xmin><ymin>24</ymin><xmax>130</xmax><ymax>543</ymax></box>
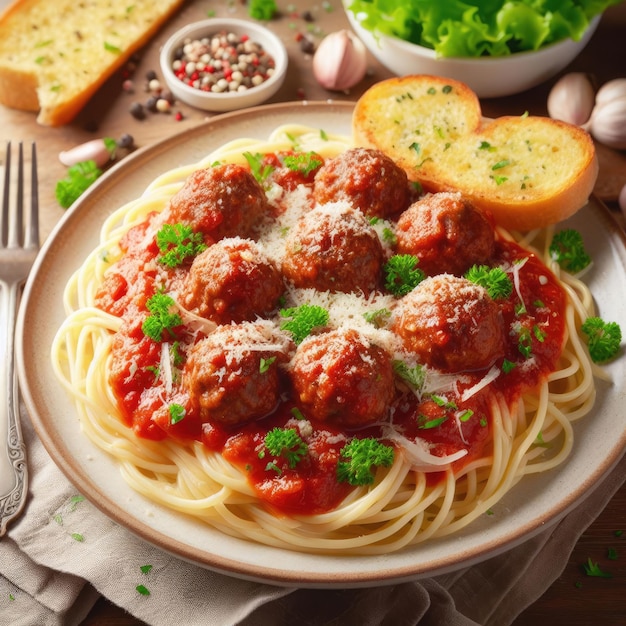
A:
<box><xmin>353</xmin><ymin>75</ymin><xmax>598</xmax><ymax>231</ymax></box>
<box><xmin>0</xmin><ymin>0</ymin><xmax>186</xmax><ymax>126</ymax></box>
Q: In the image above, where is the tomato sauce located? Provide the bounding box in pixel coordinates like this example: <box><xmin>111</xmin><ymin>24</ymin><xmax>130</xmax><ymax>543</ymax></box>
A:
<box><xmin>205</xmin><ymin>404</ymin><xmax>353</xmax><ymax>514</ymax></box>
<box><xmin>93</xmin><ymin>153</ymin><xmax>568</xmax><ymax>516</ymax></box>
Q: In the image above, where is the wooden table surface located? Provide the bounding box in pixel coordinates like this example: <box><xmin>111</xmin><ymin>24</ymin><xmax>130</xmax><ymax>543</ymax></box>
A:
<box><xmin>2</xmin><ymin>1</ymin><xmax>625</xmax><ymax>624</ymax></box>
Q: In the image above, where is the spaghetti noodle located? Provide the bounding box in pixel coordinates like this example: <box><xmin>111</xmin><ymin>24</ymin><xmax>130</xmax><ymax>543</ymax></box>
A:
<box><xmin>51</xmin><ymin>124</ymin><xmax>601</xmax><ymax>555</ymax></box>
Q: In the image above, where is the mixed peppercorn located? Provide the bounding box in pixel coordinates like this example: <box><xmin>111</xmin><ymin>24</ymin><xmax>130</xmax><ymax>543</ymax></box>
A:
<box><xmin>171</xmin><ymin>30</ymin><xmax>277</xmax><ymax>94</ymax></box>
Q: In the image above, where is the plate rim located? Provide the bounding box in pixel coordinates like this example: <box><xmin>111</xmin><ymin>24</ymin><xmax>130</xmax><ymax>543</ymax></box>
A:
<box><xmin>16</xmin><ymin>100</ymin><xmax>626</xmax><ymax>587</ymax></box>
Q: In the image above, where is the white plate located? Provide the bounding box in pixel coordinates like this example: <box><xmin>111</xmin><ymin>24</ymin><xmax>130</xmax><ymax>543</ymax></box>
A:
<box><xmin>16</xmin><ymin>101</ymin><xmax>626</xmax><ymax>587</ymax></box>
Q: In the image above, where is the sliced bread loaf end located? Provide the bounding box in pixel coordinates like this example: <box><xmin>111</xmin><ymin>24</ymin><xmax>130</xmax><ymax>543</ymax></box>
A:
<box><xmin>353</xmin><ymin>75</ymin><xmax>598</xmax><ymax>231</ymax></box>
<box><xmin>0</xmin><ymin>0</ymin><xmax>185</xmax><ymax>126</ymax></box>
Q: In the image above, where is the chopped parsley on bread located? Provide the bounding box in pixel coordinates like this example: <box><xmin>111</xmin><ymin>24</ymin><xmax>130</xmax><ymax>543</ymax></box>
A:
<box><xmin>352</xmin><ymin>75</ymin><xmax>599</xmax><ymax>231</ymax></box>
<box><xmin>0</xmin><ymin>0</ymin><xmax>185</xmax><ymax>126</ymax></box>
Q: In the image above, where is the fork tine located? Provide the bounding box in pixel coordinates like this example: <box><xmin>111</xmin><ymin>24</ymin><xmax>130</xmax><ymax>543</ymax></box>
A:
<box><xmin>29</xmin><ymin>142</ymin><xmax>39</xmax><ymax>249</ymax></box>
<box><xmin>1</xmin><ymin>141</ymin><xmax>9</xmax><ymax>247</ymax></box>
<box><xmin>11</xmin><ymin>142</ymin><xmax>24</xmax><ymax>249</ymax></box>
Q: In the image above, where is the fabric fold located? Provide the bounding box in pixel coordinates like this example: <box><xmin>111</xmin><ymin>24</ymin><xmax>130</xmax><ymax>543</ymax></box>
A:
<box><xmin>2</xmin><ymin>408</ymin><xmax>624</xmax><ymax>626</ymax></box>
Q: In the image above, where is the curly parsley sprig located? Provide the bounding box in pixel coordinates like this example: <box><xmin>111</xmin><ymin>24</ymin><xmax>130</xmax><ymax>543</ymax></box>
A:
<box><xmin>581</xmin><ymin>317</ymin><xmax>622</xmax><ymax>363</ymax></box>
<box><xmin>156</xmin><ymin>223</ymin><xmax>207</xmax><ymax>268</ymax></box>
<box><xmin>549</xmin><ymin>229</ymin><xmax>591</xmax><ymax>273</ymax></box>
<box><xmin>260</xmin><ymin>427</ymin><xmax>308</xmax><ymax>470</ymax></box>
<box><xmin>279</xmin><ymin>304</ymin><xmax>329</xmax><ymax>344</ymax></box>
<box><xmin>142</xmin><ymin>292</ymin><xmax>183</xmax><ymax>342</ymax></box>
<box><xmin>465</xmin><ymin>265</ymin><xmax>513</xmax><ymax>300</ymax></box>
<box><xmin>55</xmin><ymin>160</ymin><xmax>103</xmax><ymax>209</ymax></box>
<box><xmin>336</xmin><ymin>437</ymin><xmax>395</xmax><ymax>486</ymax></box>
<box><xmin>384</xmin><ymin>254</ymin><xmax>425</xmax><ymax>296</ymax></box>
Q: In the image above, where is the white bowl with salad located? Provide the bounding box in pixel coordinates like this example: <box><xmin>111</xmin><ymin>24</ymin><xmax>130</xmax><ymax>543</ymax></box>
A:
<box><xmin>344</xmin><ymin>0</ymin><xmax>613</xmax><ymax>98</ymax></box>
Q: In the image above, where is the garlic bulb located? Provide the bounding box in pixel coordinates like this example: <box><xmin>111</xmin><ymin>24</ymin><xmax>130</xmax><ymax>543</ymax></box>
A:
<box><xmin>547</xmin><ymin>72</ymin><xmax>595</xmax><ymax>126</ymax></box>
<box><xmin>589</xmin><ymin>96</ymin><xmax>626</xmax><ymax>150</ymax></box>
<box><xmin>595</xmin><ymin>78</ymin><xmax>626</xmax><ymax>106</ymax></box>
<box><xmin>312</xmin><ymin>30</ymin><xmax>367</xmax><ymax>91</ymax></box>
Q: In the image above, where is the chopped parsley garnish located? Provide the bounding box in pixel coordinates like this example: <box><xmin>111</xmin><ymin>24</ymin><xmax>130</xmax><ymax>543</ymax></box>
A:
<box><xmin>516</xmin><ymin>325</ymin><xmax>533</xmax><ymax>358</ymax></box>
<box><xmin>581</xmin><ymin>317</ymin><xmax>622</xmax><ymax>363</ymax></box>
<box><xmin>491</xmin><ymin>175</ymin><xmax>508</xmax><ymax>185</ymax></box>
<box><xmin>156</xmin><ymin>223</ymin><xmax>207</xmax><ymax>267</ymax></box>
<box><xmin>104</xmin><ymin>41</ymin><xmax>122</xmax><ymax>54</ymax></box>
<box><xmin>279</xmin><ymin>304</ymin><xmax>329</xmax><ymax>344</ymax></box>
<box><xmin>336</xmin><ymin>437</ymin><xmax>395</xmax><ymax>486</ymax></box>
<box><xmin>392</xmin><ymin>360</ymin><xmax>426</xmax><ymax>393</ymax></box>
<box><xmin>69</xmin><ymin>495</ymin><xmax>85</xmax><ymax>511</ymax></box>
<box><xmin>291</xmin><ymin>407</ymin><xmax>305</xmax><ymax>420</ymax></box>
<box><xmin>417</xmin><ymin>414</ymin><xmax>447</xmax><ymax>429</ymax></box>
<box><xmin>283</xmin><ymin>152</ymin><xmax>323</xmax><ymax>176</ymax></box>
<box><xmin>549</xmin><ymin>229</ymin><xmax>591</xmax><ymax>273</ymax></box>
<box><xmin>169</xmin><ymin>403</ymin><xmax>186</xmax><ymax>425</ymax></box>
<box><xmin>459</xmin><ymin>409</ymin><xmax>474</xmax><ymax>422</ymax></box>
<box><xmin>140</xmin><ymin>564</ymin><xmax>153</xmax><ymax>574</ymax></box>
<box><xmin>261</xmin><ymin>427</ymin><xmax>308</xmax><ymax>469</ymax></box>
<box><xmin>502</xmin><ymin>359</ymin><xmax>516</xmax><ymax>373</ymax></box>
<box><xmin>243</xmin><ymin>151</ymin><xmax>275</xmax><ymax>184</ymax></box>
<box><xmin>382</xmin><ymin>226</ymin><xmax>397</xmax><ymax>246</ymax></box>
<box><xmin>430</xmin><ymin>394</ymin><xmax>457</xmax><ymax>410</ymax></box>
<box><xmin>478</xmin><ymin>140</ymin><xmax>496</xmax><ymax>152</ymax></box>
<box><xmin>259</xmin><ymin>356</ymin><xmax>277</xmax><ymax>373</ymax></box>
<box><xmin>582</xmin><ymin>558</ymin><xmax>612</xmax><ymax>578</ymax></box>
<box><xmin>363</xmin><ymin>308</ymin><xmax>391</xmax><ymax>328</ymax></box>
<box><xmin>384</xmin><ymin>254</ymin><xmax>425</xmax><ymax>296</ymax></box>
<box><xmin>142</xmin><ymin>292</ymin><xmax>183</xmax><ymax>342</ymax></box>
<box><xmin>136</xmin><ymin>584</ymin><xmax>151</xmax><ymax>596</ymax></box>
<box><xmin>533</xmin><ymin>325</ymin><xmax>546</xmax><ymax>342</ymax></box>
<box><xmin>71</xmin><ymin>533</ymin><xmax>85</xmax><ymax>542</ymax></box>
<box><xmin>55</xmin><ymin>160</ymin><xmax>103</xmax><ymax>209</ymax></box>
<box><xmin>465</xmin><ymin>265</ymin><xmax>513</xmax><ymax>300</ymax></box>
<box><xmin>169</xmin><ymin>341</ymin><xmax>184</xmax><ymax>367</ymax></box>
<box><xmin>265</xmin><ymin>461</ymin><xmax>282</xmax><ymax>475</ymax></box>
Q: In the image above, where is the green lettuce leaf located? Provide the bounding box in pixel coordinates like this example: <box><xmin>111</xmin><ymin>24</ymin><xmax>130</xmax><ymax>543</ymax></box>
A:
<box><xmin>346</xmin><ymin>0</ymin><xmax>621</xmax><ymax>57</ymax></box>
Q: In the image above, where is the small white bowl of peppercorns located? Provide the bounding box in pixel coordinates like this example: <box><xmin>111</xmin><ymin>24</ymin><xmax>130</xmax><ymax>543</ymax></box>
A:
<box><xmin>159</xmin><ymin>18</ymin><xmax>288</xmax><ymax>112</ymax></box>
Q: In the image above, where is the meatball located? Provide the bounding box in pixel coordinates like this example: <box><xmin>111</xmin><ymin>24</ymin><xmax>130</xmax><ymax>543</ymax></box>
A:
<box><xmin>161</xmin><ymin>163</ymin><xmax>269</xmax><ymax>240</ymax></box>
<box><xmin>184</xmin><ymin>321</ymin><xmax>293</xmax><ymax>426</ymax></box>
<box><xmin>179</xmin><ymin>237</ymin><xmax>284</xmax><ymax>324</ymax></box>
<box><xmin>313</xmin><ymin>147</ymin><xmax>412</xmax><ymax>219</ymax></box>
<box><xmin>392</xmin><ymin>274</ymin><xmax>504</xmax><ymax>373</ymax></box>
<box><xmin>290</xmin><ymin>328</ymin><xmax>395</xmax><ymax>427</ymax></box>
<box><xmin>395</xmin><ymin>192</ymin><xmax>495</xmax><ymax>276</ymax></box>
<box><xmin>282</xmin><ymin>202</ymin><xmax>384</xmax><ymax>295</ymax></box>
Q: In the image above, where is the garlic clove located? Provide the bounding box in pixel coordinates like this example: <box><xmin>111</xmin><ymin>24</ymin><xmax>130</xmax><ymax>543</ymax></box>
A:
<box><xmin>547</xmin><ymin>72</ymin><xmax>595</xmax><ymax>127</ymax></box>
<box><xmin>619</xmin><ymin>183</ymin><xmax>626</xmax><ymax>218</ymax></box>
<box><xmin>312</xmin><ymin>30</ymin><xmax>367</xmax><ymax>92</ymax></box>
<box><xmin>59</xmin><ymin>138</ymin><xmax>116</xmax><ymax>168</ymax></box>
<box><xmin>595</xmin><ymin>78</ymin><xmax>626</xmax><ymax>106</ymax></box>
<box><xmin>589</xmin><ymin>96</ymin><xmax>626</xmax><ymax>150</ymax></box>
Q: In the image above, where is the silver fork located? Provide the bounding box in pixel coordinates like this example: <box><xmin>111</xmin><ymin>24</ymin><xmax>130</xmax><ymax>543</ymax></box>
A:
<box><xmin>0</xmin><ymin>142</ymin><xmax>39</xmax><ymax>536</ymax></box>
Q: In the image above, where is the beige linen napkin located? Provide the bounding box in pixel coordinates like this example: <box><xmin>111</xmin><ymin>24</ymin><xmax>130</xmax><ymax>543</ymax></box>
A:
<box><xmin>2</xmin><ymin>405</ymin><xmax>625</xmax><ymax>626</ymax></box>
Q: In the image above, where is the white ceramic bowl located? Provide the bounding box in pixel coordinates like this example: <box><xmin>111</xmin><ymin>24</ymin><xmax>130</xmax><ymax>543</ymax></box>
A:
<box><xmin>160</xmin><ymin>18</ymin><xmax>288</xmax><ymax>112</ymax></box>
<box><xmin>345</xmin><ymin>8</ymin><xmax>600</xmax><ymax>98</ymax></box>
